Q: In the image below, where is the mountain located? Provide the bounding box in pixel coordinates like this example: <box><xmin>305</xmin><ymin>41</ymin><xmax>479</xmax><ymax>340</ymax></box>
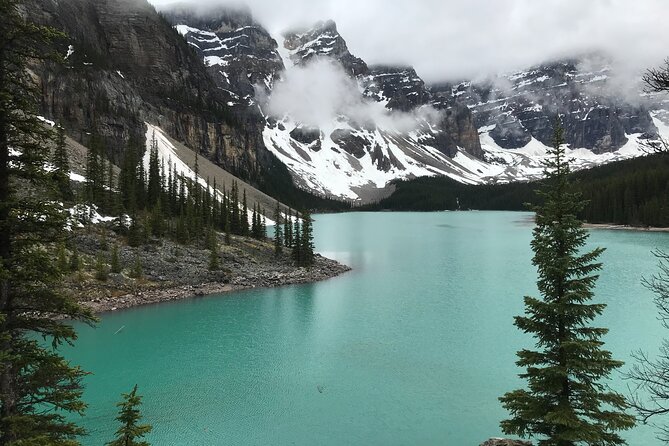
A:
<box><xmin>161</xmin><ymin>7</ymin><xmax>669</xmax><ymax>201</ymax></box>
<box><xmin>29</xmin><ymin>2</ymin><xmax>669</xmax><ymax>204</ymax></box>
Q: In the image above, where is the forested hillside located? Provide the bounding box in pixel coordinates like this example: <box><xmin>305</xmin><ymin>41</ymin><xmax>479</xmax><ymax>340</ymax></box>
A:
<box><xmin>374</xmin><ymin>153</ymin><xmax>669</xmax><ymax>227</ymax></box>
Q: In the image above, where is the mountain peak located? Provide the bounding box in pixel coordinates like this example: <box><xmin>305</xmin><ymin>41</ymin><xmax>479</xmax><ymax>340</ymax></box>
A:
<box><xmin>283</xmin><ymin>20</ymin><xmax>368</xmax><ymax>76</ymax></box>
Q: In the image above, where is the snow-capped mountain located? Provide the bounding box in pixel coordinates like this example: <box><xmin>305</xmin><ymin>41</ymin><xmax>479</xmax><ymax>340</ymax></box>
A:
<box><xmin>30</xmin><ymin>0</ymin><xmax>669</xmax><ymax>205</ymax></box>
<box><xmin>161</xmin><ymin>8</ymin><xmax>669</xmax><ymax>202</ymax></box>
<box><xmin>163</xmin><ymin>5</ymin><xmax>284</xmax><ymax>107</ymax></box>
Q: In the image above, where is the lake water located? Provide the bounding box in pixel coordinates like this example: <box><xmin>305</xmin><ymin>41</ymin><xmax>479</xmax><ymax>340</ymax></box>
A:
<box><xmin>67</xmin><ymin>212</ymin><xmax>668</xmax><ymax>445</ymax></box>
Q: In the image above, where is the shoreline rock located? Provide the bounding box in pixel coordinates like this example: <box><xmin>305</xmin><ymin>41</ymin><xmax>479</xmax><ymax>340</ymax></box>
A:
<box><xmin>480</xmin><ymin>439</ymin><xmax>532</xmax><ymax>446</ymax></box>
<box><xmin>64</xmin><ymin>230</ymin><xmax>351</xmax><ymax>315</ymax></box>
<box><xmin>83</xmin><ymin>255</ymin><xmax>351</xmax><ymax>314</ymax></box>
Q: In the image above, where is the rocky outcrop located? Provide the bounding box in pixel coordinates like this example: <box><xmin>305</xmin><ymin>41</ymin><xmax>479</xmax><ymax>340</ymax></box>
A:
<box><xmin>283</xmin><ymin>20</ymin><xmax>369</xmax><ymax>76</ymax></box>
<box><xmin>330</xmin><ymin>129</ymin><xmax>368</xmax><ymax>158</ymax></box>
<box><xmin>435</xmin><ymin>58</ymin><xmax>660</xmax><ymax>153</ymax></box>
<box><xmin>480</xmin><ymin>438</ymin><xmax>532</xmax><ymax>446</ymax></box>
<box><xmin>363</xmin><ymin>66</ymin><xmax>431</xmax><ymax>112</ymax></box>
<box><xmin>160</xmin><ymin>4</ymin><xmax>285</xmax><ymax>101</ymax></box>
<box><xmin>434</xmin><ymin>104</ymin><xmax>484</xmax><ymax>158</ymax></box>
<box><xmin>27</xmin><ymin>0</ymin><xmax>277</xmax><ymax>183</ymax></box>
<box><xmin>68</xmin><ymin>229</ymin><xmax>351</xmax><ymax>314</ymax></box>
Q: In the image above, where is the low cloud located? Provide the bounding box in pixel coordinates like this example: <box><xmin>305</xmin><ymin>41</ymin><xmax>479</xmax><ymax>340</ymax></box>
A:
<box><xmin>259</xmin><ymin>58</ymin><xmax>442</xmax><ymax>131</ymax></box>
<box><xmin>151</xmin><ymin>0</ymin><xmax>669</xmax><ymax>83</ymax></box>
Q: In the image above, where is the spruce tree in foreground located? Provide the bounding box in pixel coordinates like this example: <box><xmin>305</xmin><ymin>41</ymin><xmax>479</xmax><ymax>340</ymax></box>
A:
<box><xmin>0</xmin><ymin>1</ymin><xmax>96</xmax><ymax>442</ymax></box>
<box><xmin>107</xmin><ymin>385</ymin><xmax>152</xmax><ymax>446</ymax></box>
<box><xmin>499</xmin><ymin>120</ymin><xmax>635</xmax><ymax>445</ymax></box>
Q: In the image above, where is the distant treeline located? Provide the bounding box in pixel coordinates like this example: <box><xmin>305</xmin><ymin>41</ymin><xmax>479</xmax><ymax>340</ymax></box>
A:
<box><xmin>369</xmin><ymin>153</ymin><xmax>669</xmax><ymax>227</ymax></box>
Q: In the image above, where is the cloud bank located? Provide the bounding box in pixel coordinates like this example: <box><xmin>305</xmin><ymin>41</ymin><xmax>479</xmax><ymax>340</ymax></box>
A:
<box><xmin>151</xmin><ymin>0</ymin><xmax>669</xmax><ymax>83</ymax></box>
<box><xmin>260</xmin><ymin>58</ymin><xmax>441</xmax><ymax>131</ymax></box>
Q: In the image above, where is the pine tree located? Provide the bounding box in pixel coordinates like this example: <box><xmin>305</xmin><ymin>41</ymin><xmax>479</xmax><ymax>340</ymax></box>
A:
<box><xmin>284</xmin><ymin>208</ymin><xmax>293</xmax><ymax>248</ymax></box>
<box><xmin>241</xmin><ymin>189</ymin><xmax>249</xmax><ymax>236</ymax></box>
<box><xmin>95</xmin><ymin>253</ymin><xmax>109</xmax><ymax>281</ymax></box>
<box><xmin>261</xmin><ymin>212</ymin><xmax>267</xmax><ymax>239</ymax></box>
<box><xmin>499</xmin><ymin>120</ymin><xmax>635</xmax><ymax>445</ymax></box>
<box><xmin>300</xmin><ymin>210</ymin><xmax>315</xmax><ymax>266</ymax></box>
<box><xmin>224</xmin><ymin>212</ymin><xmax>231</xmax><ymax>245</ymax></box>
<box><xmin>57</xmin><ymin>242</ymin><xmax>69</xmax><ymax>272</ymax></box>
<box><xmin>208</xmin><ymin>240</ymin><xmax>220</xmax><ymax>271</ymax></box>
<box><xmin>150</xmin><ymin>202</ymin><xmax>166</xmax><ymax>238</ymax></box>
<box><xmin>128</xmin><ymin>216</ymin><xmax>143</xmax><ymax>248</ymax></box>
<box><xmin>52</xmin><ymin>124</ymin><xmax>73</xmax><ymax>200</ymax></box>
<box><xmin>111</xmin><ymin>244</ymin><xmax>122</xmax><ymax>274</ymax></box>
<box><xmin>147</xmin><ymin>132</ymin><xmax>161</xmax><ymax>208</ymax></box>
<box><xmin>130</xmin><ymin>252</ymin><xmax>144</xmax><ymax>279</ymax></box>
<box><xmin>251</xmin><ymin>203</ymin><xmax>258</xmax><ymax>238</ymax></box>
<box><xmin>70</xmin><ymin>246</ymin><xmax>81</xmax><ymax>272</ymax></box>
<box><xmin>106</xmin><ymin>385</ymin><xmax>152</xmax><ymax>446</ymax></box>
<box><xmin>292</xmin><ymin>217</ymin><xmax>301</xmax><ymax>264</ymax></box>
<box><xmin>0</xmin><ymin>2</ymin><xmax>96</xmax><ymax>442</ymax></box>
<box><xmin>230</xmin><ymin>181</ymin><xmax>240</xmax><ymax>234</ymax></box>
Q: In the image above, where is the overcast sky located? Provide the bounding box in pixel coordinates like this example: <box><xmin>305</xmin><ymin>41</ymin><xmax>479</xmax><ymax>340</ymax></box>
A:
<box><xmin>149</xmin><ymin>0</ymin><xmax>669</xmax><ymax>82</ymax></box>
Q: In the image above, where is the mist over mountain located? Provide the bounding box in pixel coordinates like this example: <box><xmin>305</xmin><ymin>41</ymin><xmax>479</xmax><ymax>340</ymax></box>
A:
<box><xmin>25</xmin><ymin>0</ymin><xmax>669</xmax><ymax>204</ymax></box>
<box><xmin>157</xmin><ymin>2</ymin><xmax>669</xmax><ymax>201</ymax></box>
<box><xmin>152</xmin><ymin>0</ymin><xmax>669</xmax><ymax>83</ymax></box>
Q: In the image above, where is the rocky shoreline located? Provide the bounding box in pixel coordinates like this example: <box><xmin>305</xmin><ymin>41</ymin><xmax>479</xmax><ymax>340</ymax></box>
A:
<box><xmin>63</xmin><ymin>229</ymin><xmax>351</xmax><ymax>315</ymax></box>
<box><xmin>584</xmin><ymin>223</ymin><xmax>669</xmax><ymax>233</ymax></box>
<box><xmin>83</xmin><ymin>254</ymin><xmax>351</xmax><ymax>313</ymax></box>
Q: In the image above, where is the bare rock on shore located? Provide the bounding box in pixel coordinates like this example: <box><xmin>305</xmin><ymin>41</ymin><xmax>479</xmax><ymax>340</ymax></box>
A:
<box><xmin>62</xmin><ymin>228</ymin><xmax>351</xmax><ymax>313</ymax></box>
<box><xmin>480</xmin><ymin>439</ymin><xmax>532</xmax><ymax>446</ymax></box>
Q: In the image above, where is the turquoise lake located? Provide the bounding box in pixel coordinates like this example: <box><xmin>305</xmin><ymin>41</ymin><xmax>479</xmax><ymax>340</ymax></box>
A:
<box><xmin>67</xmin><ymin>211</ymin><xmax>669</xmax><ymax>445</ymax></box>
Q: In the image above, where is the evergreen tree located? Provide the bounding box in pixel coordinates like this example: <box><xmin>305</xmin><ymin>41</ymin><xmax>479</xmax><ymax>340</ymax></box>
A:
<box><xmin>208</xmin><ymin>240</ymin><xmax>220</xmax><ymax>271</ymax></box>
<box><xmin>274</xmin><ymin>205</ymin><xmax>283</xmax><ymax>256</ymax></box>
<box><xmin>57</xmin><ymin>242</ymin><xmax>69</xmax><ymax>272</ymax></box>
<box><xmin>52</xmin><ymin>124</ymin><xmax>73</xmax><ymax>200</ymax></box>
<box><xmin>70</xmin><ymin>246</ymin><xmax>81</xmax><ymax>272</ymax></box>
<box><xmin>292</xmin><ymin>217</ymin><xmax>301</xmax><ymax>264</ymax></box>
<box><xmin>300</xmin><ymin>210</ymin><xmax>315</xmax><ymax>266</ymax></box>
<box><xmin>150</xmin><ymin>202</ymin><xmax>166</xmax><ymax>238</ymax></box>
<box><xmin>130</xmin><ymin>252</ymin><xmax>143</xmax><ymax>279</ymax></box>
<box><xmin>106</xmin><ymin>385</ymin><xmax>152</xmax><ymax>446</ymax></box>
<box><xmin>147</xmin><ymin>132</ymin><xmax>161</xmax><ymax>208</ymax></box>
<box><xmin>95</xmin><ymin>253</ymin><xmax>109</xmax><ymax>281</ymax></box>
<box><xmin>251</xmin><ymin>203</ymin><xmax>258</xmax><ymax>239</ymax></box>
<box><xmin>261</xmin><ymin>211</ymin><xmax>267</xmax><ymax>239</ymax></box>
<box><xmin>0</xmin><ymin>2</ymin><xmax>96</xmax><ymax>442</ymax></box>
<box><xmin>111</xmin><ymin>244</ymin><xmax>122</xmax><ymax>274</ymax></box>
<box><xmin>499</xmin><ymin>120</ymin><xmax>635</xmax><ymax>445</ymax></box>
<box><xmin>241</xmin><ymin>189</ymin><xmax>249</xmax><ymax>236</ymax></box>
<box><xmin>284</xmin><ymin>208</ymin><xmax>293</xmax><ymax>248</ymax></box>
<box><xmin>119</xmin><ymin>142</ymin><xmax>139</xmax><ymax>213</ymax></box>
<box><xmin>230</xmin><ymin>181</ymin><xmax>240</xmax><ymax>234</ymax></box>
<box><xmin>224</xmin><ymin>213</ymin><xmax>231</xmax><ymax>246</ymax></box>
<box><xmin>128</xmin><ymin>217</ymin><xmax>143</xmax><ymax>248</ymax></box>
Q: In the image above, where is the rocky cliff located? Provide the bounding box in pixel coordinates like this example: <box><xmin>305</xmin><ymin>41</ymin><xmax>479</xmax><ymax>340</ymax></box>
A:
<box><xmin>27</xmin><ymin>1</ymin><xmax>669</xmax><ymax>203</ymax></box>
<box><xmin>435</xmin><ymin>58</ymin><xmax>661</xmax><ymax>153</ymax></box>
<box><xmin>26</xmin><ymin>0</ymin><xmax>276</xmax><ymax>185</ymax></box>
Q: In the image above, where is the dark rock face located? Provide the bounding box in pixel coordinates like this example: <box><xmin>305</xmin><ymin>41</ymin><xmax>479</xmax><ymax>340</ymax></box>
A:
<box><xmin>290</xmin><ymin>126</ymin><xmax>320</xmax><ymax>145</ymax></box>
<box><xmin>356</xmin><ymin>63</ymin><xmax>482</xmax><ymax>158</ymax></box>
<box><xmin>480</xmin><ymin>439</ymin><xmax>532</xmax><ymax>446</ymax></box>
<box><xmin>283</xmin><ymin>20</ymin><xmax>368</xmax><ymax>76</ymax></box>
<box><xmin>363</xmin><ymin>66</ymin><xmax>431</xmax><ymax>112</ymax></box>
<box><xmin>290</xmin><ymin>126</ymin><xmax>322</xmax><ymax>151</ymax></box>
<box><xmin>330</xmin><ymin>129</ymin><xmax>368</xmax><ymax>158</ymax></box>
<box><xmin>430</xmin><ymin>105</ymin><xmax>484</xmax><ymax>158</ymax></box>
<box><xmin>160</xmin><ymin>4</ymin><xmax>284</xmax><ymax>102</ymax></box>
<box><xmin>27</xmin><ymin>0</ymin><xmax>272</xmax><ymax>180</ymax></box>
<box><xmin>434</xmin><ymin>59</ymin><xmax>659</xmax><ymax>153</ymax></box>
